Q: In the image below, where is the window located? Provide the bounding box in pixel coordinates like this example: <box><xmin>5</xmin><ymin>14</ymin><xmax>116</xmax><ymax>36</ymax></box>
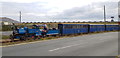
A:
<box><xmin>64</xmin><ymin>25</ymin><xmax>72</xmax><ymax>29</ymax></box>
<box><xmin>83</xmin><ymin>25</ymin><xmax>88</xmax><ymax>28</ymax></box>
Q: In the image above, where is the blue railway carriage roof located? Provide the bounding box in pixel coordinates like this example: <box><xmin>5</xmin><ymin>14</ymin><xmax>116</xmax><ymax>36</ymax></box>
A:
<box><xmin>89</xmin><ymin>24</ymin><xmax>119</xmax><ymax>26</ymax></box>
<box><xmin>89</xmin><ymin>24</ymin><xmax>105</xmax><ymax>25</ymax></box>
<box><xmin>58</xmin><ymin>24</ymin><xmax>89</xmax><ymax>25</ymax></box>
<box><xmin>90</xmin><ymin>24</ymin><xmax>119</xmax><ymax>25</ymax></box>
<box><xmin>58</xmin><ymin>24</ymin><xmax>89</xmax><ymax>29</ymax></box>
<box><xmin>105</xmin><ymin>24</ymin><xmax>119</xmax><ymax>25</ymax></box>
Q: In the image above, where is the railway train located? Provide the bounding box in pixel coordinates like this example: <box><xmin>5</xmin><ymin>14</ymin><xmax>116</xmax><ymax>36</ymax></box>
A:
<box><xmin>10</xmin><ymin>24</ymin><xmax>119</xmax><ymax>41</ymax></box>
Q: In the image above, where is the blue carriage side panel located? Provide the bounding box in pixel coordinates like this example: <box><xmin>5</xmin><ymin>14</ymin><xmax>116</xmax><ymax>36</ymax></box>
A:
<box><xmin>89</xmin><ymin>25</ymin><xmax>97</xmax><ymax>32</ymax></box>
<box><xmin>80</xmin><ymin>25</ymin><xmax>89</xmax><ymax>33</ymax></box>
<box><xmin>119</xmin><ymin>25</ymin><xmax>120</xmax><ymax>30</ymax></box>
<box><xmin>106</xmin><ymin>25</ymin><xmax>110</xmax><ymax>31</ymax></box>
<box><xmin>47</xmin><ymin>29</ymin><xmax>59</xmax><ymax>35</ymax></box>
<box><xmin>96</xmin><ymin>25</ymin><xmax>105</xmax><ymax>32</ymax></box>
<box><xmin>58</xmin><ymin>24</ymin><xmax>89</xmax><ymax>35</ymax></box>
<box><xmin>106</xmin><ymin>25</ymin><xmax>114</xmax><ymax>31</ymax></box>
<box><xmin>89</xmin><ymin>24</ymin><xmax>105</xmax><ymax>32</ymax></box>
<box><xmin>114</xmin><ymin>25</ymin><xmax>119</xmax><ymax>30</ymax></box>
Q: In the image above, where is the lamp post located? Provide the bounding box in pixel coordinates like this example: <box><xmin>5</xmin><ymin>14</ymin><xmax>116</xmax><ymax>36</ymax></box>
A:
<box><xmin>19</xmin><ymin>11</ymin><xmax>22</xmax><ymax>23</ymax></box>
<box><xmin>104</xmin><ymin>5</ymin><xmax>106</xmax><ymax>31</ymax></box>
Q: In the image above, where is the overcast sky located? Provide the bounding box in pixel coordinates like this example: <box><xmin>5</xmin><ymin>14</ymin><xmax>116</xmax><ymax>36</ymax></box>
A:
<box><xmin>0</xmin><ymin>0</ymin><xmax>119</xmax><ymax>22</ymax></box>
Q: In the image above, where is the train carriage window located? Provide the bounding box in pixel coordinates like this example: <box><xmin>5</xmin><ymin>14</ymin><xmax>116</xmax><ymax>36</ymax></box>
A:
<box><xmin>79</xmin><ymin>25</ymin><xmax>81</xmax><ymax>28</ymax></box>
<box><xmin>64</xmin><ymin>25</ymin><xmax>72</xmax><ymax>29</ymax></box>
<box><xmin>83</xmin><ymin>25</ymin><xmax>88</xmax><ymax>28</ymax></box>
<box><xmin>91</xmin><ymin>25</ymin><xmax>95</xmax><ymax>28</ymax></box>
<box><xmin>98</xmin><ymin>25</ymin><xmax>101</xmax><ymax>28</ymax></box>
<box><xmin>99</xmin><ymin>26</ymin><xmax>101</xmax><ymax>28</ymax></box>
<box><xmin>72</xmin><ymin>25</ymin><xmax>74</xmax><ymax>29</ymax></box>
<box><xmin>100</xmin><ymin>26</ymin><xmax>102</xmax><ymax>28</ymax></box>
<box><xmin>81</xmin><ymin>25</ymin><xmax>83</xmax><ymax>28</ymax></box>
<box><xmin>83</xmin><ymin>25</ymin><xmax>85</xmax><ymax>28</ymax></box>
<box><xmin>75</xmin><ymin>25</ymin><xmax>77</xmax><ymax>28</ymax></box>
<box><xmin>70</xmin><ymin>25</ymin><xmax>72</xmax><ymax>29</ymax></box>
<box><xmin>72</xmin><ymin>25</ymin><xmax>76</xmax><ymax>29</ymax></box>
<box><xmin>91</xmin><ymin>25</ymin><xmax>93</xmax><ymax>28</ymax></box>
<box><xmin>64</xmin><ymin>25</ymin><xmax>68</xmax><ymax>29</ymax></box>
<box><xmin>71</xmin><ymin>25</ymin><xmax>73</xmax><ymax>28</ymax></box>
<box><xmin>93</xmin><ymin>25</ymin><xmax>97</xmax><ymax>28</ymax></box>
<box><xmin>64</xmin><ymin>24</ymin><xmax>90</xmax><ymax>29</ymax></box>
<box><xmin>77</xmin><ymin>25</ymin><xmax>81</xmax><ymax>28</ymax></box>
<box><xmin>76</xmin><ymin>25</ymin><xmax>78</xmax><ymax>28</ymax></box>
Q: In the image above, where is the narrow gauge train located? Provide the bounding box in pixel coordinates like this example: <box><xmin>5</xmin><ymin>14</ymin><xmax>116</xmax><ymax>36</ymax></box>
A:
<box><xmin>10</xmin><ymin>24</ymin><xmax>59</xmax><ymax>41</ymax></box>
<box><xmin>10</xmin><ymin>24</ymin><xmax>119</xmax><ymax>41</ymax></box>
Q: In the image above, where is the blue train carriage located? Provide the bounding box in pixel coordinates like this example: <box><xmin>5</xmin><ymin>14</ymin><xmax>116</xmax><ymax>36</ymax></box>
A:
<box><xmin>47</xmin><ymin>28</ymin><xmax>59</xmax><ymax>36</ymax></box>
<box><xmin>58</xmin><ymin>24</ymin><xmax>89</xmax><ymax>35</ymax></box>
<box><xmin>89</xmin><ymin>24</ymin><xmax>105</xmax><ymax>33</ymax></box>
<box><xmin>106</xmin><ymin>24</ymin><xmax>119</xmax><ymax>31</ymax></box>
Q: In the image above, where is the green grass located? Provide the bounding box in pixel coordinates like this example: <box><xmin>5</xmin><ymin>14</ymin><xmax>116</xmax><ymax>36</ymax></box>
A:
<box><xmin>2</xmin><ymin>35</ymin><xmax>10</xmax><ymax>39</ymax></box>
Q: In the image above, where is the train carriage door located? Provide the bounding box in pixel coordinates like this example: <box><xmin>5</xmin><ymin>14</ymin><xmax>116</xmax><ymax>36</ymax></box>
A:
<box><xmin>88</xmin><ymin>24</ymin><xmax>90</xmax><ymax>33</ymax></box>
<box><xmin>58</xmin><ymin>24</ymin><xmax>63</xmax><ymax>35</ymax></box>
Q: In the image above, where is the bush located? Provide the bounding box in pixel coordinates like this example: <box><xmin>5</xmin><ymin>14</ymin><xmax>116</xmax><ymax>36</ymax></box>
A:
<box><xmin>2</xmin><ymin>35</ymin><xmax>10</xmax><ymax>39</ymax></box>
<box><xmin>1</xmin><ymin>25</ymin><xmax>13</xmax><ymax>31</ymax></box>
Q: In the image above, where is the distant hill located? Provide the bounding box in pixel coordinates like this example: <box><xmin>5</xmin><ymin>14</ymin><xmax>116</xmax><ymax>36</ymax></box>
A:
<box><xmin>0</xmin><ymin>17</ymin><xmax>19</xmax><ymax>23</ymax></box>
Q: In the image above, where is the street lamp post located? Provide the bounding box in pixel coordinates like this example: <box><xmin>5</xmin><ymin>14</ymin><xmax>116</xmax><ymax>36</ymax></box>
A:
<box><xmin>19</xmin><ymin>11</ymin><xmax>22</xmax><ymax>23</ymax></box>
<box><xmin>104</xmin><ymin>5</ymin><xmax>106</xmax><ymax>31</ymax></box>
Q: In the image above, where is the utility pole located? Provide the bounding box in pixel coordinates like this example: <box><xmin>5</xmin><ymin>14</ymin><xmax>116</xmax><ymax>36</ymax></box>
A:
<box><xmin>19</xmin><ymin>11</ymin><xmax>22</xmax><ymax>23</ymax></box>
<box><xmin>104</xmin><ymin>5</ymin><xmax>106</xmax><ymax>31</ymax></box>
<box><xmin>104</xmin><ymin>5</ymin><xmax>106</xmax><ymax>23</ymax></box>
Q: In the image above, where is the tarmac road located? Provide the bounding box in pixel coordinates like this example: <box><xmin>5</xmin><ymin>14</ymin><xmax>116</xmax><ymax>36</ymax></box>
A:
<box><xmin>1</xmin><ymin>31</ymin><xmax>12</xmax><ymax>35</ymax></box>
<box><xmin>2</xmin><ymin>32</ymin><xmax>118</xmax><ymax>56</ymax></box>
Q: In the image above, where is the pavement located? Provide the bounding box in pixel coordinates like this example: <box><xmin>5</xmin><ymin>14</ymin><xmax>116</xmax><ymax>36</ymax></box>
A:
<box><xmin>0</xmin><ymin>31</ymin><xmax>12</xmax><ymax>35</ymax></box>
<box><xmin>2</xmin><ymin>32</ymin><xmax>119</xmax><ymax>56</ymax></box>
<box><xmin>0</xmin><ymin>31</ymin><xmax>12</xmax><ymax>43</ymax></box>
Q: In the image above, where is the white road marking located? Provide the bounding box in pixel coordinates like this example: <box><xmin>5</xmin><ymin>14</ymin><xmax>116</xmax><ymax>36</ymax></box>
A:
<box><xmin>49</xmin><ymin>43</ymin><xmax>85</xmax><ymax>52</ymax></box>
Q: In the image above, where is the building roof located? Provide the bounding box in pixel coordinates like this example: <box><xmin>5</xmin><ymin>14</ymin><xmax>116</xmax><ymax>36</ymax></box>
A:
<box><xmin>0</xmin><ymin>17</ymin><xmax>19</xmax><ymax>23</ymax></box>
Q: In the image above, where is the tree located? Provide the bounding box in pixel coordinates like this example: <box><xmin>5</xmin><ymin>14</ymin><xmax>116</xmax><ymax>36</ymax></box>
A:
<box><xmin>111</xmin><ymin>16</ymin><xmax>114</xmax><ymax>22</ymax></box>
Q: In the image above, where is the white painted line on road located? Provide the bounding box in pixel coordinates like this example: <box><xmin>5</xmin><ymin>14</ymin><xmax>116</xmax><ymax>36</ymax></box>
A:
<box><xmin>49</xmin><ymin>43</ymin><xmax>85</xmax><ymax>52</ymax></box>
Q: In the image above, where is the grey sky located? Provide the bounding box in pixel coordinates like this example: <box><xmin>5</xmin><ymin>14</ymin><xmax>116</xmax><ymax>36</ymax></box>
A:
<box><xmin>0</xmin><ymin>0</ymin><xmax>119</xmax><ymax>22</ymax></box>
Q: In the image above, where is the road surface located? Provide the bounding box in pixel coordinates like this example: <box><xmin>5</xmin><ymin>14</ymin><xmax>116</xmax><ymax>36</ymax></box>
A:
<box><xmin>2</xmin><ymin>32</ymin><xmax>118</xmax><ymax>56</ymax></box>
<box><xmin>1</xmin><ymin>31</ymin><xmax>12</xmax><ymax>35</ymax></box>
